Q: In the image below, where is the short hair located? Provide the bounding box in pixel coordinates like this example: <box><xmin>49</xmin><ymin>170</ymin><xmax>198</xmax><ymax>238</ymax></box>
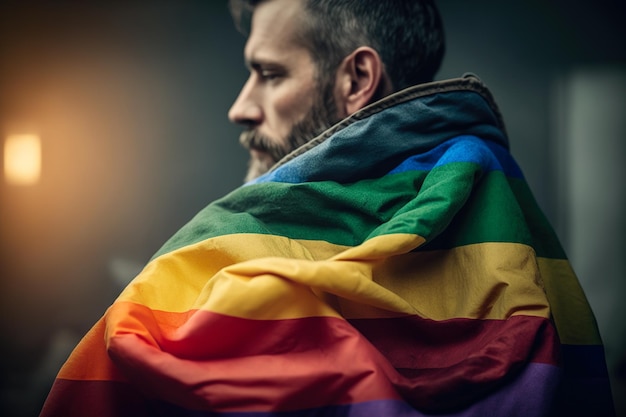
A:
<box><xmin>229</xmin><ymin>0</ymin><xmax>446</xmax><ymax>91</ymax></box>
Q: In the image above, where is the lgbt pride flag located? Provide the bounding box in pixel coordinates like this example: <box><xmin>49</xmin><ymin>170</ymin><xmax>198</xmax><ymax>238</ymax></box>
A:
<box><xmin>40</xmin><ymin>77</ymin><xmax>614</xmax><ymax>416</ymax></box>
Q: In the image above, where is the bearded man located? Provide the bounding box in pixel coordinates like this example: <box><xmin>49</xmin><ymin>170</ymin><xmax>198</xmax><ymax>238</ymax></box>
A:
<box><xmin>40</xmin><ymin>1</ymin><xmax>614</xmax><ymax>416</ymax></box>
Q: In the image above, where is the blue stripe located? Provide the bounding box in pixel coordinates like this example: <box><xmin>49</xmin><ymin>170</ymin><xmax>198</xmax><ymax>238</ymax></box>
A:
<box><xmin>253</xmin><ymin>135</ymin><xmax>522</xmax><ymax>187</ymax></box>
<box><xmin>561</xmin><ymin>344</ymin><xmax>612</xmax><ymax>378</ymax></box>
<box><xmin>387</xmin><ymin>135</ymin><xmax>524</xmax><ymax>178</ymax></box>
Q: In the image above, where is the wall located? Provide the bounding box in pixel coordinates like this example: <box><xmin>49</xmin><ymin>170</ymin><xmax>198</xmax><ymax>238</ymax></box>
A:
<box><xmin>0</xmin><ymin>2</ymin><xmax>248</xmax><ymax>415</ymax></box>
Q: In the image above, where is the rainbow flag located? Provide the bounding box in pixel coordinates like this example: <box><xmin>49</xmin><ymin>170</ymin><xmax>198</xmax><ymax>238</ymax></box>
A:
<box><xmin>40</xmin><ymin>77</ymin><xmax>614</xmax><ymax>417</ymax></box>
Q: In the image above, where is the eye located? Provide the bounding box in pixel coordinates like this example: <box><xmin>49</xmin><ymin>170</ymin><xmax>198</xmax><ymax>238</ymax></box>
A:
<box><xmin>248</xmin><ymin>62</ymin><xmax>285</xmax><ymax>83</ymax></box>
<box><xmin>260</xmin><ymin>69</ymin><xmax>281</xmax><ymax>81</ymax></box>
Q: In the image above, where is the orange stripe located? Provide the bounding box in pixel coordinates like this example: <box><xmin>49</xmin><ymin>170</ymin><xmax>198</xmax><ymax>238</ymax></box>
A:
<box><xmin>56</xmin><ymin>317</ymin><xmax>126</xmax><ymax>381</ymax></box>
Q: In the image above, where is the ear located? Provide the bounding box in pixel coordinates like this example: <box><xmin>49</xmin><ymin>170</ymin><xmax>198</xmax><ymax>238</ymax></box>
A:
<box><xmin>334</xmin><ymin>47</ymin><xmax>391</xmax><ymax>117</ymax></box>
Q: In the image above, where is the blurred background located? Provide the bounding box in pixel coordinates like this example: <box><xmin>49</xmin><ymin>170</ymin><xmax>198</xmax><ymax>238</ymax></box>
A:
<box><xmin>0</xmin><ymin>0</ymin><xmax>624</xmax><ymax>415</ymax></box>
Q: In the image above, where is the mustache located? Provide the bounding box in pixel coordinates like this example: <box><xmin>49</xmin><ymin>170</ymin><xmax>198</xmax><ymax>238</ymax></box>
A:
<box><xmin>238</xmin><ymin>130</ymin><xmax>287</xmax><ymax>163</ymax></box>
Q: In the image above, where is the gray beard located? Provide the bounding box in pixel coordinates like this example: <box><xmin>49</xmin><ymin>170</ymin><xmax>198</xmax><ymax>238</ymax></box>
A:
<box><xmin>239</xmin><ymin>86</ymin><xmax>338</xmax><ymax>182</ymax></box>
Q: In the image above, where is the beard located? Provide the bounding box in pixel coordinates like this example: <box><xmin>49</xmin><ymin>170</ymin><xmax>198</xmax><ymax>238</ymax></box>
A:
<box><xmin>239</xmin><ymin>83</ymin><xmax>338</xmax><ymax>182</ymax></box>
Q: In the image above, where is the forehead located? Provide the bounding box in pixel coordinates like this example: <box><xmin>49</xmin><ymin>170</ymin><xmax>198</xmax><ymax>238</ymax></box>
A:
<box><xmin>244</xmin><ymin>0</ymin><xmax>308</xmax><ymax>63</ymax></box>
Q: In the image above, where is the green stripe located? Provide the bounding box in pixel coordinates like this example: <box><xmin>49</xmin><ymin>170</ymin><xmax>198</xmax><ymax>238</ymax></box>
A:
<box><xmin>425</xmin><ymin>175</ymin><xmax>566</xmax><ymax>259</ymax></box>
<box><xmin>512</xmin><ymin>179</ymin><xmax>568</xmax><ymax>259</ymax></box>
<box><xmin>153</xmin><ymin>163</ymin><xmax>565</xmax><ymax>260</ymax></box>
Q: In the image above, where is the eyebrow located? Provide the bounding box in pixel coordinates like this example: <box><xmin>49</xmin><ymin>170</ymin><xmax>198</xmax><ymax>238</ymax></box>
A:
<box><xmin>244</xmin><ymin>46</ymin><xmax>288</xmax><ymax>70</ymax></box>
<box><xmin>246</xmin><ymin>58</ymin><xmax>286</xmax><ymax>72</ymax></box>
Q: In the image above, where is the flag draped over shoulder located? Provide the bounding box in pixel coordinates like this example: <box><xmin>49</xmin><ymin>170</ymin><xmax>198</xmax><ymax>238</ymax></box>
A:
<box><xmin>40</xmin><ymin>76</ymin><xmax>615</xmax><ymax>417</ymax></box>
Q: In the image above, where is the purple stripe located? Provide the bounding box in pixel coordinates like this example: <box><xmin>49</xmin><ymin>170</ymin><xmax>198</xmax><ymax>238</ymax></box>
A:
<box><xmin>155</xmin><ymin>363</ymin><xmax>562</xmax><ymax>417</ymax></box>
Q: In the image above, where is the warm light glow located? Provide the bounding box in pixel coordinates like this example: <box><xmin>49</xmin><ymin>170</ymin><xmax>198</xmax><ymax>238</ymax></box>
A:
<box><xmin>4</xmin><ymin>134</ymin><xmax>42</xmax><ymax>185</ymax></box>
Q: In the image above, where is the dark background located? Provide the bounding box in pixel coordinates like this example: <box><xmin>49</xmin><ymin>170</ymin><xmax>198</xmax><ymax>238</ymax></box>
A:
<box><xmin>1</xmin><ymin>1</ymin><xmax>624</xmax><ymax>416</ymax></box>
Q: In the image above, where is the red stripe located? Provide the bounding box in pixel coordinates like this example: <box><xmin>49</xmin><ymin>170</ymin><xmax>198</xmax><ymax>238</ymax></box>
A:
<box><xmin>350</xmin><ymin>315</ymin><xmax>559</xmax><ymax>411</ymax></box>
<box><xmin>53</xmin><ymin>302</ymin><xmax>560</xmax><ymax>413</ymax></box>
<box><xmin>107</xmin><ymin>302</ymin><xmax>558</xmax><ymax>366</ymax></box>
<box><xmin>349</xmin><ymin>314</ymin><xmax>559</xmax><ymax>369</ymax></box>
<box><xmin>107</xmin><ymin>312</ymin><xmax>401</xmax><ymax>411</ymax></box>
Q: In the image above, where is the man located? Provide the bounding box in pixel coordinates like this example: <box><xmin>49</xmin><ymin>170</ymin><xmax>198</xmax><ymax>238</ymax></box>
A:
<box><xmin>40</xmin><ymin>1</ymin><xmax>614</xmax><ymax>416</ymax></box>
<box><xmin>228</xmin><ymin>0</ymin><xmax>443</xmax><ymax>182</ymax></box>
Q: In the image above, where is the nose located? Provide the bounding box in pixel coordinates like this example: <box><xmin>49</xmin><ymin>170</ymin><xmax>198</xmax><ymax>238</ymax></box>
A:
<box><xmin>228</xmin><ymin>77</ymin><xmax>262</xmax><ymax>126</ymax></box>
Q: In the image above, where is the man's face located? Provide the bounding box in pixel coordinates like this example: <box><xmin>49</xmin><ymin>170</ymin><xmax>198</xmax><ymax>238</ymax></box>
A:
<box><xmin>228</xmin><ymin>0</ymin><xmax>338</xmax><ymax>182</ymax></box>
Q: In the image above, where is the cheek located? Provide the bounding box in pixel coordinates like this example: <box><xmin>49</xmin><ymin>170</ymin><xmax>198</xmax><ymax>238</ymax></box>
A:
<box><xmin>271</xmin><ymin>82</ymin><xmax>316</xmax><ymax>130</ymax></box>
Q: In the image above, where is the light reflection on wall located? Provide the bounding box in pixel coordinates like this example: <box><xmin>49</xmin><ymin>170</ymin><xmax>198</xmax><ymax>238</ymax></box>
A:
<box><xmin>0</xmin><ymin>2</ymin><xmax>247</xmax><ymax>415</ymax></box>
<box><xmin>4</xmin><ymin>134</ymin><xmax>41</xmax><ymax>186</ymax></box>
<box><xmin>555</xmin><ymin>67</ymin><xmax>626</xmax><ymax>371</ymax></box>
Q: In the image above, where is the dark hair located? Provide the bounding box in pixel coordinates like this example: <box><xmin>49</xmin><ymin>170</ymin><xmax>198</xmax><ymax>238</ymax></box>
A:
<box><xmin>229</xmin><ymin>0</ymin><xmax>445</xmax><ymax>91</ymax></box>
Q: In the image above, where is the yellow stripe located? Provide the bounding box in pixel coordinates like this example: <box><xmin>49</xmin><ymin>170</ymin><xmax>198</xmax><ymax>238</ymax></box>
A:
<box><xmin>116</xmin><ymin>233</ymin><xmax>557</xmax><ymax>322</ymax></box>
<box><xmin>205</xmin><ymin>234</ymin><xmax>425</xmax><ymax>319</ymax></box>
<box><xmin>538</xmin><ymin>257</ymin><xmax>602</xmax><ymax>345</ymax></box>
<box><xmin>117</xmin><ymin>234</ymin><xmax>422</xmax><ymax>319</ymax></box>
<box><xmin>362</xmin><ymin>242</ymin><xmax>551</xmax><ymax>320</ymax></box>
<box><xmin>117</xmin><ymin>233</ymin><xmax>349</xmax><ymax>318</ymax></box>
